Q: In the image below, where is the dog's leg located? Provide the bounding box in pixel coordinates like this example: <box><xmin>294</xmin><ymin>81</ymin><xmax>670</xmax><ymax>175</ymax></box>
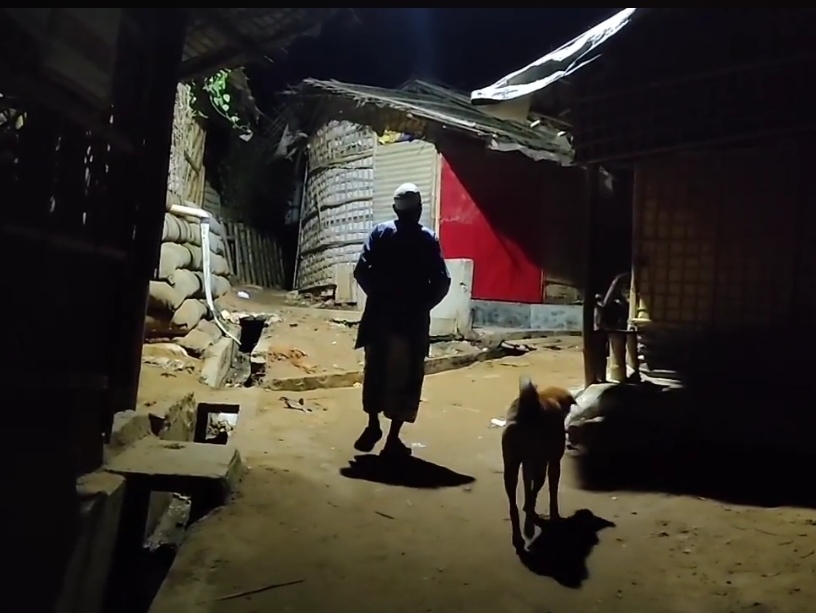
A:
<box><xmin>502</xmin><ymin>440</ymin><xmax>523</xmax><ymax>552</ymax></box>
<box><xmin>527</xmin><ymin>464</ymin><xmax>547</xmax><ymax>516</ymax></box>
<box><xmin>547</xmin><ymin>460</ymin><xmax>562</xmax><ymax>520</ymax></box>
<box><xmin>525</xmin><ymin>463</ymin><xmax>548</xmax><ymax>534</ymax></box>
<box><xmin>521</xmin><ymin>462</ymin><xmax>538</xmax><ymax>539</ymax></box>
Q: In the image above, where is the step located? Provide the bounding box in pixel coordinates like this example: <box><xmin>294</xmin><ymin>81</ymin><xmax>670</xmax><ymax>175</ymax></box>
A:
<box><xmin>104</xmin><ymin>438</ymin><xmax>243</xmax><ymax>568</ymax></box>
<box><xmin>105</xmin><ymin>437</ymin><xmax>243</xmax><ymax>499</ymax></box>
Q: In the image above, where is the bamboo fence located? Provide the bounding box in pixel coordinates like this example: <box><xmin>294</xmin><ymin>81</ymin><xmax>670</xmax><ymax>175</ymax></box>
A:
<box><xmin>222</xmin><ymin>220</ymin><xmax>286</xmax><ymax>288</ymax></box>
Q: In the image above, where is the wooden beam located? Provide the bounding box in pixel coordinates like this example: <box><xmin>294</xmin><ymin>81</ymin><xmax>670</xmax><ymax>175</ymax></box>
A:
<box><xmin>108</xmin><ymin>8</ymin><xmax>189</xmax><ymax>423</ymax></box>
<box><xmin>582</xmin><ymin>164</ymin><xmax>602</xmax><ymax>388</ymax></box>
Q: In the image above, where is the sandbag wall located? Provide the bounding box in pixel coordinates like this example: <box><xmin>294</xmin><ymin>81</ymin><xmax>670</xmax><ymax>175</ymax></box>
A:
<box><xmin>146</xmin><ymin>209</ymin><xmax>231</xmax><ymax>342</ymax></box>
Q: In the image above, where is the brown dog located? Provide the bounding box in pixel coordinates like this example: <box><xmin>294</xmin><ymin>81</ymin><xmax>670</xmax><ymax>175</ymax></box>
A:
<box><xmin>502</xmin><ymin>376</ymin><xmax>575</xmax><ymax>550</ymax></box>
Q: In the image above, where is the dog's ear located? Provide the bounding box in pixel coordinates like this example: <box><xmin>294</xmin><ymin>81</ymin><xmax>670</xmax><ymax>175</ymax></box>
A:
<box><xmin>518</xmin><ymin>376</ymin><xmax>537</xmax><ymax>399</ymax></box>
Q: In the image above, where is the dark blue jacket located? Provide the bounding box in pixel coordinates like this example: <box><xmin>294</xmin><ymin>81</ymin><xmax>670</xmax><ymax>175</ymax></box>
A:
<box><xmin>353</xmin><ymin>220</ymin><xmax>451</xmax><ymax>350</ymax></box>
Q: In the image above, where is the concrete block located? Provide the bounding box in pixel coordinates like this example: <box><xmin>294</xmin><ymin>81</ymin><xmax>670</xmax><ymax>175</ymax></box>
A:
<box><xmin>471</xmin><ymin>300</ymin><xmax>531</xmax><ymax>329</ymax></box>
<box><xmin>264</xmin><ymin>369</ymin><xmax>364</xmax><ymax>392</ymax></box>
<box><xmin>431</xmin><ymin>258</ymin><xmax>473</xmax><ymax>337</ymax></box>
<box><xmin>176</xmin><ymin>320</ymin><xmax>222</xmax><ymax>358</ymax></box>
<box><xmin>108</xmin><ymin>412</ymin><xmax>153</xmax><ymax>456</ymax></box>
<box><xmin>56</xmin><ymin>471</ymin><xmax>126</xmax><ymax>613</ymax></box>
<box><xmin>263</xmin><ymin>347</ymin><xmax>491</xmax><ymax>392</ymax></box>
<box><xmin>424</xmin><ymin>348</ymin><xmax>489</xmax><ymax>375</ymax></box>
<box><xmin>194</xmin><ymin>402</ymin><xmax>241</xmax><ymax>443</ymax></box>
<box><xmin>146</xmin><ymin>393</ymin><xmax>197</xmax><ymax>441</ymax></box>
<box><xmin>108</xmin><ymin>394</ymin><xmax>197</xmax><ymax>457</ymax></box>
<box><xmin>333</xmin><ymin>263</ymin><xmax>356</xmax><ymax>303</ymax></box>
<box><xmin>250</xmin><ymin>335</ymin><xmax>272</xmax><ymax>379</ymax></box>
<box><xmin>199</xmin><ymin>336</ymin><xmax>237</xmax><ymax>388</ymax></box>
<box><xmin>529</xmin><ymin>304</ymin><xmax>582</xmax><ymax>331</ymax></box>
<box><xmin>107</xmin><ymin>394</ymin><xmax>198</xmax><ymax>539</ymax></box>
<box><xmin>471</xmin><ymin>300</ymin><xmax>583</xmax><ymax>332</ymax></box>
<box><xmin>105</xmin><ymin>438</ymin><xmax>243</xmax><ymax>498</ymax></box>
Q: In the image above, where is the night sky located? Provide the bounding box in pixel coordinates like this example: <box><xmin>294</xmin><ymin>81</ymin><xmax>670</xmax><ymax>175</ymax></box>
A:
<box><xmin>249</xmin><ymin>8</ymin><xmax>618</xmax><ymax>103</ymax></box>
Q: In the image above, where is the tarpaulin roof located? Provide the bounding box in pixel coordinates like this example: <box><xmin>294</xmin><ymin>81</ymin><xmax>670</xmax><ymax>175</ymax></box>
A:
<box><xmin>470</xmin><ymin>8</ymin><xmax>642</xmax><ymax>105</ymax></box>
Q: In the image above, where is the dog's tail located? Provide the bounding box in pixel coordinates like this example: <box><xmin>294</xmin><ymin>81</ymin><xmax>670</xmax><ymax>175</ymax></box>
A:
<box><xmin>517</xmin><ymin>376</ymin><xmax>540</xmax><ymax>421</ymax></box>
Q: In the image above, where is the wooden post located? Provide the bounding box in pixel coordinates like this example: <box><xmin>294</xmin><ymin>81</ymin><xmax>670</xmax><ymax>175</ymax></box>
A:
<box><xmin>609</xmin><ymin>332</ymin><xmax>627</xmax><ymax>382</ymax></box>
<box><xmin>108</xmin><ymin>8</ymin><xmax>189</xmax><ymax>419</ymax></box>
<box><xmin>582</xmin><ymin>164</ymin><xmax>603</xmax><ymax>388</ymax></box>
<box><xmin>626</xmin><ymin>332</ymin><xmax>641</xmax><ymax>380</ymax></box>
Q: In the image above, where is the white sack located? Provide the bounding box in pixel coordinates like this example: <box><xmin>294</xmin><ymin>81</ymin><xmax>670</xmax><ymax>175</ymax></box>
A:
<box><xmin>565</xmin><ymin>383</ymin><xmax>617</xmax><ymax>431</ymax></box>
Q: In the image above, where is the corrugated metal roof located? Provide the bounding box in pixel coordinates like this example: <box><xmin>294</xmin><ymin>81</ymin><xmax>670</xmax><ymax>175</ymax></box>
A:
<box><xmin>181</xmin><ymin>9</ymin><xmax>350</xmax><ymax>81</ymax></box>
<box><xmin>294</xmin><ymin>78</ymin><xmax>574</xmax><ymax>164</ymax></box>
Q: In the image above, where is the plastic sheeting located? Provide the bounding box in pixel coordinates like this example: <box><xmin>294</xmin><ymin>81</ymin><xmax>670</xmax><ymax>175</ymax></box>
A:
<box><xmin>438</xmin><ymin>147</ymin><xmax>545</xmax><ymax>303</ymax></box>
<box><xmin>471</xmin><ymin>8</ymin><xmax>639</xmax><ymax>105</ymax></box>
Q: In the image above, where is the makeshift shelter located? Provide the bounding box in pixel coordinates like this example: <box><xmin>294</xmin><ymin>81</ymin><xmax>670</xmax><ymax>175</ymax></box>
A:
<box><xmin>472</xmin><ymin>8</ymin><xmax>816</xmax><ymax>453</ymax></box>
<box><xmin>288</xmin><ymin>78</ymin><xmax>599</xmax><ymax>333</ymax></box>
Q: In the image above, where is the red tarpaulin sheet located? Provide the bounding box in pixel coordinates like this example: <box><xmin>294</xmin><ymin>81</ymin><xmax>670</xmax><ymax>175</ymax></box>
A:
<box><xmin>438</xmin><ymin>150</ymin><xmax>544</xmax><ymax>303</ymax></box>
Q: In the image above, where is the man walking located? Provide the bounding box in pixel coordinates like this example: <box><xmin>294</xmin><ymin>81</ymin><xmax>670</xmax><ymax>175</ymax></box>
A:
<box><xmin>353</xmin><ymin>183</ymin><xmax>451</xmax><ymax>458</ymax></box>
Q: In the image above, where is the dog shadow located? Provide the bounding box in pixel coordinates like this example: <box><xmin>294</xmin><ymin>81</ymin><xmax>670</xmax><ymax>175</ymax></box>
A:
<box><xmin>340</xmin><ymin>454</ymin><xmax>476</xmax><ymax>489</ymax></box>
<box><xmin>517</xmin><ymin>509</ymin><xmax>615</xmax><ymax>588</ymax></box>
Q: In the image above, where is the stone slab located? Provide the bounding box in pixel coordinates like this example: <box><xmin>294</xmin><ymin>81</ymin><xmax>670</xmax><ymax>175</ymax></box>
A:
<box><xmin>472</xmin><ymin>328</ymin><xmax>580</xmax><ymax>346</ymax></box>
<box><xmin>200</xmin><ymin>336</ymin><xmax>238</xmax><ymax>388</ymax></box>
<box><xmin>471</xmin><ymin>299</ymin><xmax>582</xmax><ymax>331</ymax></box>
<box><xmin>177</xmin><ymin>320</ymin><xmax>223</xmax><ymax>358</ymax></box>
<box><xmin>105</xmin><ymin>438</ymin><xmax>243</xmax><ymax>498</ymax></box>
<box><xmin>263</xmin><ymin>348</ymin><xmax>494</xmax><ymax>392</ymax></box>
<box><xmin>107</xmin><ymin>393</ymin><xmax>199</xmax><ymax>539</ymax></box>
<box><xmin>108</xmin><ymin>393</ymin><xmax>197</xmax><ymax>456</ymax></box>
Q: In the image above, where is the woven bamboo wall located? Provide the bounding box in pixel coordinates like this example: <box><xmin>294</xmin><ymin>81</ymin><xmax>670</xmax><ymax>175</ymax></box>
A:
<box><xmin>166</xmin><ymin>83</ymin><xmax>207</xmax><ymax>208</ymax></box>
<box><xmin>632</xmin><ymin>144</ymin><xmax>799</xmax><ymax>329</ymax></box>
<box><xmin>296</xmin><ymin>121</ymin><xmax>375</xmax><ymax>290</ymax></box>
<box><xmin>630</xmin><ymin>143</ymin><xmax>804</xmax><ymax>377</ymax></box>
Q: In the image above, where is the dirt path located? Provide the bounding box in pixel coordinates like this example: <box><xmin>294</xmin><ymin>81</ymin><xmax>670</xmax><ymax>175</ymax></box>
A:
<box><xmin>149</xmin><ymin>348</ymin><xmax>816</xmax><ymax>613</ymax></box>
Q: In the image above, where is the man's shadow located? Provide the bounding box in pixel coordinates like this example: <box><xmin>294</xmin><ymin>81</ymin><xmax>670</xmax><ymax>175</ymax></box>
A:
<box><xmin>516</xmin><ymin>509</ymin><xmax>615</xmax><ymax>588</ymax></box>
<box><xmin>340</xmin><ymin>454</ymin><xmax>475</xmax><ymax>489</ymax></box>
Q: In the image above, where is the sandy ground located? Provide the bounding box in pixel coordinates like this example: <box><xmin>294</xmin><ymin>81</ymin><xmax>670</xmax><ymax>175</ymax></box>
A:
<box><xmin>258</xmin><ymin>309</ymin><xmax>362</xmax><ymax>379</ymax></box>
<box><xmin>146</xmin><ymin>345</ymin><xmax>816</xmax><ymax>613</ymax></box>
<box><xmin>197</xmin><ymin>286</ymin><xmax>479</xmax><ymax>379</ymax></box>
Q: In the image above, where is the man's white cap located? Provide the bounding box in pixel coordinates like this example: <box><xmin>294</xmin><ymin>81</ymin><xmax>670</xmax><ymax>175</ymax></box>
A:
<box><xmin>393</xmin><ymin>182</ymin><xmax>422</xmax><ymax>210</ymax></box>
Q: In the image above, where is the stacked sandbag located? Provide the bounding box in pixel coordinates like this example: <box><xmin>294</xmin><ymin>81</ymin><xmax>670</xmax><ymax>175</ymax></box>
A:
<box><xmin>145</xmin><ymin>207</ymin><xmax>232</xmax><ymax>349</ymax></box>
